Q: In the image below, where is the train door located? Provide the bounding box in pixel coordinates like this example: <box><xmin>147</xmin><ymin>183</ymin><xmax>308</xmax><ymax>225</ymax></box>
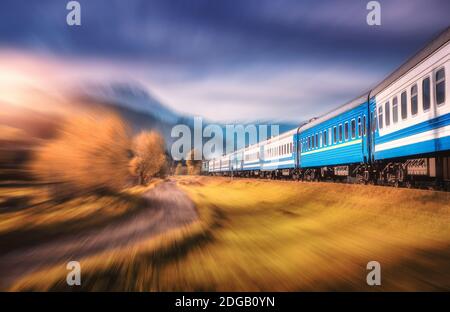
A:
<box><xmin>294</xmin><ymin>132</ymin><xmax>301</xmax><ymax>169</ymax></box>
<box><xmin>369</xmin><ymin>98</ymin><xmax>377</xmax><ymax>163</ymax></box>
<box><xmin>360</xmin><ymin>111</ymin><xmax>368</xmax><ymax>163</ymax></box>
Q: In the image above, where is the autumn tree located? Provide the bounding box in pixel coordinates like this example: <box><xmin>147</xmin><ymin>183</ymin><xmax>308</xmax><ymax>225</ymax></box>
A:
<box><xmin>30</xmin><ymin>111</ymin><xmax>133</xmax><ymax>198</ymax></box>
<box><xmin>186</xmin><ymin>149</ymin><xmax>202</xmax><ymax>175</ymax></box>
<box><xmin>130</xmin><ymin>131</ymin><xmax>167</xmax><ymax>185</ymax></box>
<box><xmin>174</xmin><ymin>162</ymin><xmax>187</xmax><ymax>175</ymax></box>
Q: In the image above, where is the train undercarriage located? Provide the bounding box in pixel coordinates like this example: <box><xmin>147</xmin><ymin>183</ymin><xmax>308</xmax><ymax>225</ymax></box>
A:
<box><xmin>208</xmin><ymin>154</ymin><xmax>450</xmax><ymax>191</ymax></box>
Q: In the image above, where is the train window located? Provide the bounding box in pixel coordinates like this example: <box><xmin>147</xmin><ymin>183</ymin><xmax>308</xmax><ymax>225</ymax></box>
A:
<box><xmin>436</xmin><ymin>68</ymin><xmax>445</xmax><ymax>105</ymax></box>
<box><xmin>323</xmin><ymin>130</ymin><xmax>327</xmax><ymax>146</ymax></box>
<box><xmin>392</xmin><ymin>96</ymin><xmax>398</xmax><ymax>123</ymax></box>
<box><xmin>378</xmin><ymin>106</ymin><xmax>383</xmax><ymax>129</ymax></box>
<box><xmin>290</xmin><ymin>142</ymin><xmax>293</xmax><ymax>153</ymax></box>
<box><xmin>351</xmin><ymin>119</ymin><xmax>356</xmax><ymax>139</ymax></box>
<box><xmin>333</xmin><ymin>126</ymin><xmax>337</xmax><ymax>143</ymax></box>
<box><xmin>422</xmin><ymin>77</ymin><xmax>430</xmax><ymax>111</ymax></box>
<box><xmin>308</xmin><ymin>137</ymin><xmax>310</xmax><ymax>150</ymax></box>
<box><xmin>385</xmin><ymin>102</ymin><xmax>390</xmax><ymax>126</ymax></box>
<box><xmin>401</xmin><ymin>91</ymin><xmax>408</xmax><ymax>120</ymax></box>
<box><xmin>339</xmin><ymin>124</ymin><xmax>343</xmax><ymax>142</ymax></box>
<box><xmin>363</xmin><ymin>115</ymin><xmax>367</xmax><ymax>136</ymax></box>
<box><xmin>357</xmin><ymin>117</ymin><xmax>361</xmax><ymax>137</ymax></box>
<box><xmin>315</xmin><ymin>134</ymin><xmax>319</xmax><ymax>148</ymax></box>
<box><xmin>312</xmin><ymin>135</ymin><xmax>316</xmax><ymax>149</ymax></box>
<box><xmin>344</xmin><ymin>122</ymin><xmax>349</xmax><ymax>140</ymax></box>
<box><xmin>411</xmin><ymin>84</ymin><xmax>418</xmax><ymax>115</ymax></box>
<box><xmin>329</xmin><ymin>128</ymin><xmax>332</xmax><ymax>145</ymax></box>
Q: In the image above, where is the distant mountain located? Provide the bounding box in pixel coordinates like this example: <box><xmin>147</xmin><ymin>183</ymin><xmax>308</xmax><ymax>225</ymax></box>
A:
<box><xmin>81</xmin><ymin>82</ymin><xmax>302</xmax><ymax>154</ymax></box>
<box><xmin>82</xmin><ymin>82</ymin><xmax>179</xmax><ymax>124</ymax></box>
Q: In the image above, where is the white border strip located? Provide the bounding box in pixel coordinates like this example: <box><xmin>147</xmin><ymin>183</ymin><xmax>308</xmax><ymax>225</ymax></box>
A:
<box><xmin>375</xmin><ymin>125</ymin><xmax>450</xmax><ymax>152</ymax></box>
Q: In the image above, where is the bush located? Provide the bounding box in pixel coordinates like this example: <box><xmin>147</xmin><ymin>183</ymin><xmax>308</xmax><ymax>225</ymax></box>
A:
<box><xmin>174</xmin><ymin>162</ymin><xmax>187</xmax><ymax>175</ymax></box>
<box><xmin>130</xmin><ymin>131</ymin><xmax>167</xmax><ymax>185</ymax></box>
<box><xmin>186</xmin><ymin>149</ymin><xmax>202</xmax><ymax>175</ymax></box>
<box><xmin>30</xmin><ymin>111</ymin><xmax>133</xmax><ymax>197</ymax></box>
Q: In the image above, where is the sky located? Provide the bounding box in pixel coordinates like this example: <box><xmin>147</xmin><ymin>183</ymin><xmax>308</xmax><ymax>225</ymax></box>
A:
<box><xmin>0</xmin><ymin>0</ymin><xmax>449</xmax><ymax>123</ymax></box>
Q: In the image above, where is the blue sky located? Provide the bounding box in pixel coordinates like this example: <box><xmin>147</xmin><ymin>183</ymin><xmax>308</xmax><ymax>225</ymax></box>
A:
<box><xmin>0</xmin><ymin>0</ymin><xmax>449</xmax><ymax>122</ymax></box>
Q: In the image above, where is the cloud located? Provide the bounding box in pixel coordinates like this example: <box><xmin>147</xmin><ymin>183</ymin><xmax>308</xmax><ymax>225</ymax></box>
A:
<box><xmin>0</xmin><ymin>0</ymin><xmax>448</xmax><ymax>122</ymax></box>
<box><xmin>147</xmin><ymin>61</ymin><xmax>381</xmax><ymax>122</ymax></box>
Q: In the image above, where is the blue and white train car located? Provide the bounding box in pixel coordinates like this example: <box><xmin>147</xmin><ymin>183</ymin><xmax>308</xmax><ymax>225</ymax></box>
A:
<box><xmin>242</xmin><ymin>142</ymin><xmax>261</xmax><ymax>174</ymax></box>
<box><xmin>259</xmin><ymin>129</ymin><xmax>298</xmax><ymax>178</ymax></box>
<box><xmin>370</xmin><ymin>29</ymin><xmax>450</xmax><ymax>186</ymax></box>
<box><xmin>298</xmin><ymin>95</ymin><xmax>369</xmax><ymax>180</ymax></box>
<box><xmin>203</xmin><ymin>27</ymin><xmax>450</xmax><ymax>188</ymax></box>
<box><xmin>219</xmin><ymin>154</ymin><xmax>230</xmax><ymax>173</ymax></box>
<box><xmin>230</xmin><ymin>149</ymin><xmax>244</xmax><ymax>172</ymax></box>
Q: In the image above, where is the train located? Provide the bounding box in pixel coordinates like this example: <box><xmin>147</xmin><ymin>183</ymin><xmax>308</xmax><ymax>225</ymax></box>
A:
<box><xmin>203</xmin><ymin>27</ymin><xmax>450</xmax><ymax>190</ymax></box>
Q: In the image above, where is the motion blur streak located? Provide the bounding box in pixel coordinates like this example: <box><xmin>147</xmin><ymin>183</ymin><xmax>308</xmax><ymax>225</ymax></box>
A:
<box><xmin>2</xmin><ymin>176</ymin><xmax>450</xmax><ymax>291</ymax></box>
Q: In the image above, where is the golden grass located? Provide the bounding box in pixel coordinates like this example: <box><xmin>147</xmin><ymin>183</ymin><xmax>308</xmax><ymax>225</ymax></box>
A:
<box><xmin>8</xmin><ymin>176</ymin><xmax>450</xmax><ymax>291</ymax></box>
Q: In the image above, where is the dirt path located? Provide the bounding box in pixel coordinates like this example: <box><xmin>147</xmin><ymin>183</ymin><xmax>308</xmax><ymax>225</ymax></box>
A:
<box><xmin>0</xmin><ymin>180</ymin><xmax>197</xmax><ymax>289</ymax></box>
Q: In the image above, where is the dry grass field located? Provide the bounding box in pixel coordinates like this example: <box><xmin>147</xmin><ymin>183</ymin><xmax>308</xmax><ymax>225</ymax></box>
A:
<box><xmin>6</xmin><ymin>176</ymin><xmax>450</xmax><ymax>291</ymax></box>
<box><xmin>0</xmin><ymin>181</ymin><xmax>159</xmax><ymax>256</ymax></box>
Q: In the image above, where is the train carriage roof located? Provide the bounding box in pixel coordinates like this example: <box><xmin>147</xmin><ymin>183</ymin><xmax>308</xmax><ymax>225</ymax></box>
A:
<box><xmin>299</xmin><ymin>26</ymin><xmax>450</xmax><ymax>133</ymax></box>
<box><xmin>299</xmin><ymin>93</ymin><xmax>368</xmax><ymax>132</ymax></box>
<box><xmin>372</xmin><ymin>27</ymin><xmax>450</xmax><ymax>96</ymax></box>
